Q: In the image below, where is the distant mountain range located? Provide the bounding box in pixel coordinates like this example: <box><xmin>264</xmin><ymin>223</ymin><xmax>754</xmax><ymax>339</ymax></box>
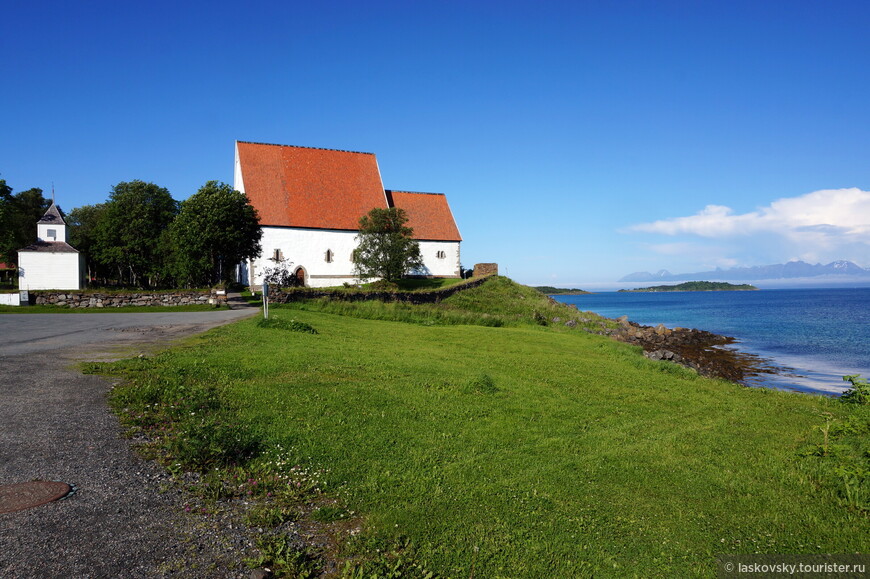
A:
<box><xmin>620</xmin><ymin>260</ymin><xmax>870</xmax><ymax>282</ymax></box>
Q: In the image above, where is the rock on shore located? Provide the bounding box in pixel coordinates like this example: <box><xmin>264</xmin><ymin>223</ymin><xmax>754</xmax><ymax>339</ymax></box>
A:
<box><xmin>606</xmin><ymin>316</ymin><xmax>774</xmax><ymax>383</ymax></box>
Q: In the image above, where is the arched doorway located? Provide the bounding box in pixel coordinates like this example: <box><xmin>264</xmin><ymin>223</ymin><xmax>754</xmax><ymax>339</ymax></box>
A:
<box><xmin>294</xmin><ymin>266</ymin><xmax>307</xmax><ymax>287</ymax></box>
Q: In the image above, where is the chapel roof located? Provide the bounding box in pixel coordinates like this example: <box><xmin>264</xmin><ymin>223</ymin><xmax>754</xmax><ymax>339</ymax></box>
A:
<box><xmin>386</xmin><ymin>191</ymin><xmax>463</xmax><ymax>242</ymax></box>
<box><xmin>38</xmin><ymin>203</ymin><xmax>65</xmax><ymax>225</ymax></box>
<box><xmin>235</xmin><ymin>141</ymin><xmax>389</xmax><ymax>231</ymax></box>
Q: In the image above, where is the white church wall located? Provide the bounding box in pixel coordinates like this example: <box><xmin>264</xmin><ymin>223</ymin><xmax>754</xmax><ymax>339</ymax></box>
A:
<box><xmin>247</xmin><ymin>228</ymin><xmax>462</xmax><ymax>288</ymax></box>
<box><xmin>415</xmin><ymin>240</ymin><xmax>461</xmax><ymax>277</ymax></box>
<box><xmin>233</xmin><ymin>144</ymin><xmax>245</xmax><ymax>195</ymax></box>
<box><xmin>18</xmin><ymin>252</ymin><xmax>82</xmax><ymax>290</ymax></box>
<box><xmin>250</xmin><ymin>227</ymin><xmax>361</xmax><ymax>288</ymax></box>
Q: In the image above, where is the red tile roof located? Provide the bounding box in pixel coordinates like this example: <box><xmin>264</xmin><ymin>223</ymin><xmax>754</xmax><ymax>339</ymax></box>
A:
<box><xmin>387</xmin><ymin>191</ymin><xmax>462</xmax><ymax>242</ymax></box>
<box><xmin>236</xmin><ymin>141</ymin><xmax>390</xmax><ymax>231</ymax></box>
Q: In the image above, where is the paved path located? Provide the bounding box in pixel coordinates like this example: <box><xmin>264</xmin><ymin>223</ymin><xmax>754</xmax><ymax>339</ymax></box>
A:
<box><xmin>0</xmin><ymin>306</ymin><xmax>259</xmax><ymax>578</ymax></box>
<box><xmin>0</xmin><ymin>308</ymin><xmax>257</xmax><ymax>357</ymax></box>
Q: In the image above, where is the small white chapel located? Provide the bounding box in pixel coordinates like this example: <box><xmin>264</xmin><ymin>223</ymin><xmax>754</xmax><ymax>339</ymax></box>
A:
<box><xmin>17</xmin><ymin>203</ymin><xmax>84</xmax><ymax>290</ymax></box>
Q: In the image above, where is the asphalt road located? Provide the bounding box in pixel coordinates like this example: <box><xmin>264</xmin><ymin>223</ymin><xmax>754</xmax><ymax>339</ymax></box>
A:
<box><xmin>0</xmin><ymin>307</ymin><xmax>259</xmax><ymax>578</ymax></box>
<box><xmin>0</xmin><ymin>309</ymin><xmax>257</xmax><ymax>357</ymax></box>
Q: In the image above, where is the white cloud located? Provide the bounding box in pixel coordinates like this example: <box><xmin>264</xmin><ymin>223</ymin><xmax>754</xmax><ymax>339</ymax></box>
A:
<box><xmin>628</xmin><ymin>188</ymin><xmax>870</xmax><ymax>241</ymax></box>
<box><xmin>625</xmin><ymin>188</ymin><xmax>870</xmax><ymax>266</ymax></box>
<box><xmin>645</xmin><ymin>242</ymin><xmax>707</xmax><ymax>256</ymax></box>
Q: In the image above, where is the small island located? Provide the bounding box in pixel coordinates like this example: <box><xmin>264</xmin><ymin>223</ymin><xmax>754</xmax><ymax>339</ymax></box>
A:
<box><xmin>535</xmin><ymin>286</ymin><xmax>589</xmax><ymax>295</ymax></box>
<box><xmin>619</xmin><ymin>281</ymin><xmax>758</xmax><ymax>292</ymax></box>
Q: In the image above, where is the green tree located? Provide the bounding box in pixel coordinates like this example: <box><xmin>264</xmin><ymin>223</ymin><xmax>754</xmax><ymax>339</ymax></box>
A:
<box><xmin>67</xmin><ymin>203</ymin><xmax>107</xmax><ymax>284</ymax></box>
<box><xmin>0</xmin><ymin>180</ymin><xmax>50</xmax><ymax>267</ymax></box>
<box><xmin>353</xmin><ymin>207</ymin><xmax>423</xmax><ymax>283</ymax></box>
<box><xmin>94</xmin><ymin>180</ymin><xmax>178</xmax><ymax>287</ymax></box>
<box><xmin>171</xmin><ymin>181</ymin><xmax>262</xmax><ymax>287</ymax></box>
<box><xmin>0</xmin><ymin>179</ymin><xmax>14</xmax><ymax>265</ymax></box>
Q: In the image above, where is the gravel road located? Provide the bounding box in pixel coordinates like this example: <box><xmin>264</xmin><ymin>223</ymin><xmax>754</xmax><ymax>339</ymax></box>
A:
<box><xmin>0</xmin><ymin>307</ymin><xmax>261</xmax><ymax>578</ymax></box>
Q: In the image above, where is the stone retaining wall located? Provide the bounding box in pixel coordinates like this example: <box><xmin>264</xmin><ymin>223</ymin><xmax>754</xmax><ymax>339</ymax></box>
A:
<box><xmin>31</xmin><ymin>290</ymin><xmax>227</xmax><ymax>308</ymax></box>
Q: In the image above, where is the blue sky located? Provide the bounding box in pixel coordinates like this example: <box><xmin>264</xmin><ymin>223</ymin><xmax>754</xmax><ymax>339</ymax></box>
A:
<box><xmin>3</xmin><ymin>0</ymin><xmax>869</xmax><ymax>287</ymax></box>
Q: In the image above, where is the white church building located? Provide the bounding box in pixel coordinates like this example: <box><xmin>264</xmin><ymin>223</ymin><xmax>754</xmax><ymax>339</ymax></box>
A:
<box><xmin>17</xmin><ymin>203</ymin><xmax>83</xmax><ymax>290</ymax></box>
<box><xmin>234</xmin><ymin>141</ymin><xmax>462</xmax><ymax>288</ymax></box>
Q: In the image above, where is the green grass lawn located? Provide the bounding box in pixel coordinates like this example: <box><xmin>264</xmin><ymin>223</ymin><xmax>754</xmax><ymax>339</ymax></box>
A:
<box><xmin>283</xmin><ymin>276</ymin><xmax>612</xmax><ymax>330</ymax></box>
<box><xmin>102</xmin><ymin>278</ymin><xmax>869</xmax><ymax>577</ymax></box>
<box><xmin>388</xmin><ymin>277</ymin><xmax>467</xmax><ymax>291</ymax></box>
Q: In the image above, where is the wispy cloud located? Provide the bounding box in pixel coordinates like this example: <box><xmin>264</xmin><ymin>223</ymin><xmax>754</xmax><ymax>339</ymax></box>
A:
<box><xmin>624</xmin><ymin>188</ymin><xmax>870</xmax><ymax>267</ymax></box>
<box><xmin>627</xmin><ymin>188</ymin><xmax>870</xmax><ymax>240</ymax></box>
<box><xmin>644</xmin><ymin>242</ymin><xmax>740</xmax><ymax>267</ymax></box>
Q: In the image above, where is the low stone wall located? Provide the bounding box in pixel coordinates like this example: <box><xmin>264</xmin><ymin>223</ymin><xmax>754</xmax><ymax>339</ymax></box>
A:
<box><xmin>31</xmin><ymin>290</ymin><xmax>227</xmax><ymax>308</ymax></box>
<box><xmin>270</xmin><ymin>276</ymin><xmax>493</xmax><ymax>305</ymax></box>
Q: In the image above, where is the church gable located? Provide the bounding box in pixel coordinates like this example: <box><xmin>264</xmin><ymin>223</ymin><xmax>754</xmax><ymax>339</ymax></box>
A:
<box><xmin>36</xmin><ymin>202</ymin><xmax>68</xmax><ymax>243</ymax></box>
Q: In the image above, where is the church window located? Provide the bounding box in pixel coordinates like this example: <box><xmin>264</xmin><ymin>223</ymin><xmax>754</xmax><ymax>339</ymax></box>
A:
<box><xmin>272</xmin><ymin>249</ymin><xmax>283</xmax><ymax>261</ymax></box>
<box><xmin>436</xmin><ymin>250</ymin><xmax>446</xmax><ymax>259</ymax></box>
<box><xmin>47</xmin><ymin>229</ymin><xmax>57</xmax><ymax>239</ymax></box>
<box><xmin>325</xmin><ymin>249</ymin><xmax>334</xmax><ymax>263</ymax></box>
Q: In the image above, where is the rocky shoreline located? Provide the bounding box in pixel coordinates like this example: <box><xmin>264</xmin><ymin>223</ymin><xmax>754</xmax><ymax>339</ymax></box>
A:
<box><xmin>591</xmin><ymin>314</ymin><xmax>779</xmax><ymax>384</ymax></box>
<box><xmin>548</xmin><ymin>295</ymin><xmax>779</xmax><ymax>384</ymax></box>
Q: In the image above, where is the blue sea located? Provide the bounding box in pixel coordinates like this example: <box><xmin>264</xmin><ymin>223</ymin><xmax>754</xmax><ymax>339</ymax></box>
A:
<box><xmin>553</xmin><ymin>288</ymin><xmax>870</xmax><ymax>396</ymax></box>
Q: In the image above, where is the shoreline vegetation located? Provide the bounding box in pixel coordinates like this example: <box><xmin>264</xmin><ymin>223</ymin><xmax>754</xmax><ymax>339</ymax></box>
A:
<box><xmin>533</xmin><ymin>285</ymin><xmax>589</xmax><ymax>294</ymax></box>
<box><xmin>619</xmin><ymin>280</ymin><xmax>759</xmax><ymax>292</ymax></box>
<box><xmin>94</xmin><ymin>275</ymin><xmax>869</xmax><ymax>577</ymax></box>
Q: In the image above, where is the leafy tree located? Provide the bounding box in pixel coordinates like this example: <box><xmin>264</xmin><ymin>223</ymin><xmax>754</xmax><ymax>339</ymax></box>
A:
<box><xmin>67</xmin><ymin>203</ymin><xmax>107</xmax><ymax>283</ymax></box>
<box><xmin>171</xmin><ymin>181</ymin><xmax>262</xmax><ymax>287</ymax></box>
<box><xmin>0</xmin><ymin>180</ymin><xmax>50</xmax><ymax>267</ymax></box>
<box><xmin>94</xmin><ymin>180</ymin><xmax>178</xmax><ymax>287</ymax></box>
<box><xmin>261</xmin><ymin>260</ymin><xmax>301</xmax><ymax>288</ymax></box>
<box><xmin>0</xmin><ymin>179</ymin><xmax>14</xmax><ymax>265</ymax></box>
<box><xmin>353</xmin><ymin>207</ymin><xmax>423</xmax><ymax>283</ymax></box>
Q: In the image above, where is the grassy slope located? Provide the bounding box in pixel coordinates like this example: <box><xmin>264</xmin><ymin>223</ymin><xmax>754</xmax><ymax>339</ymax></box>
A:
<box><xmin>106</xmin><ymin>277</ymin><xmax>868</xmax><ymax>577</ymax></box>
<box><xmin>288</xmin><ymin>276</ymin><xmax>611</xmax><ymax>330</ymax></box>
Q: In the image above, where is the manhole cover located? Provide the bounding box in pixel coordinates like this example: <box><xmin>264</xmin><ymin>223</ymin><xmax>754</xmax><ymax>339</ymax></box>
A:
<box><xmin>0</xmin><ymin>481</ymin><xmax>73</xmax><ymax>514</ymax></box>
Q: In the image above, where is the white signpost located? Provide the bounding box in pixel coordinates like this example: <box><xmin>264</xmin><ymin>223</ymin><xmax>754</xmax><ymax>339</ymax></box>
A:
<box><xmin>262</xmin><ymin>282</ymin><xmax>269</xmax><ymax>319</ymax></box>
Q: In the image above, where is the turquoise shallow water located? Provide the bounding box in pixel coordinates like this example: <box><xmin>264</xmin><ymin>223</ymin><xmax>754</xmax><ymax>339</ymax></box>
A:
<box><xmin>554</xmin><ymin>288</ymin><xmax>870</xmax><ymax>396</ymax></box>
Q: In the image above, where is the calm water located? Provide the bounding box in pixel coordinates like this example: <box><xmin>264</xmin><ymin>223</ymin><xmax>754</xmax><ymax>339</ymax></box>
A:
<box><xmin>554</xmin><ymin>288</ymin><xmax>870</xmax><ymax>396</ymax></box>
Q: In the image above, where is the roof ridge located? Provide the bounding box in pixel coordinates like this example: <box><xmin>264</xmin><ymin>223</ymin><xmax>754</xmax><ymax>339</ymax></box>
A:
<box><xmin>386</xmin><ymin>190</ymin><xmax>446</xmax><ymax>196</ymax></box>
<box><xmin>236</xmin><ymin>140</ymin><xmax>375</xmax><ymax>156</ymax></box>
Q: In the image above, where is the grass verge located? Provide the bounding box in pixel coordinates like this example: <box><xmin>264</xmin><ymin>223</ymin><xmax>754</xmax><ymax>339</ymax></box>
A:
<box><xmin>98</xmin><ymin>277</ymin><xmax>869</xmax><ymax>577</ymax></box>
<box><xmin>279</xmin><ymin>276</ymin><xmax>614</xmax><ymax>331</ymax></box>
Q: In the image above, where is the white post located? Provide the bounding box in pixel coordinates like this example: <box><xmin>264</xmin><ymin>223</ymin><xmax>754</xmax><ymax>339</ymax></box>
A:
<box><xmin>263</xmin><ymin>282</ymin><xmax>269</xmax><ymax>319</ymax></box>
